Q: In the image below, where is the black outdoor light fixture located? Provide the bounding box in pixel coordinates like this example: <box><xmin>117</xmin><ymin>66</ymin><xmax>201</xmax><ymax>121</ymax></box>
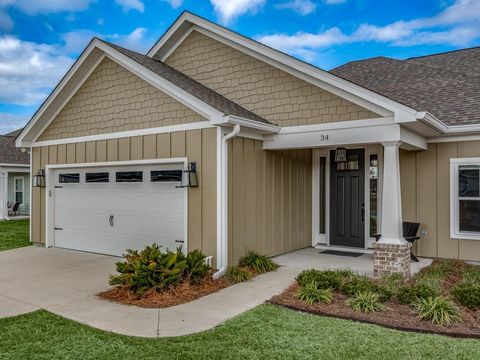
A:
<box><xmin>33</xmin><ymin>169</ymin><xmax>46</xmax><ymax>187</ymax></box>
<box><xmin>334</xmin><ymin>147</ymin><xmax>347</xmax><ymax>163</ymax></box>
<box><xmin>176</xmin><ymin>162</ymin><xmax>198</xmax><ymax>188</ymax></box>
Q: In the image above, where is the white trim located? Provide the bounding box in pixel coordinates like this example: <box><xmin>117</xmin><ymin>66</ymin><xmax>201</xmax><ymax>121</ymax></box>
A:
<box><xmin>428</xmin><ymin>134</ymin><xmax>480</xmax><ymax>143</ymax></box>
<box><xmin>450</xmin><ymin>158</ymin><xmax>480</xmax><ymax>241</ymax></box>
<box><xmin>0</xmin><ymin>171</ymin><xmax>7</xmax><ymax>220</ymax></box>
<box><xmin>13</xmin><ymin>176</ymin><xmax>24</xmax><ymax>206</ymax></box>
<box><xmin>0</xmin><ymin>163</ymin><xmax>29</xmax><ymax>168</ymax></box>
<box><xmin>314</xmin><ymin>244</ymin><xmax>374</xmax><ymax>254</ymax></box>
<box><xmin>212</xmin><ymin>115</ymin><xmax>280</xmax><ymax>134</ymax></box>
<box><xmin>280</xmin><ymin>117</ymin><xmax>394</xmax><ymax>134</ymax></box>
<box><xmin>159</xmin><ymin>27</ymin><xmax>196</xmax><ymax>61</ymax></box>
<box><xmin>216</xmin><ymin>127</ymin><xmax>223</xmax><ymax>269</ymax></box>
<box><xmin>31</xmin><ymin>121</ymin><xmax>214</xmax><ymax>148</ymax></box>
<box><xmin>45</xmin><ymin>158</ymin><xmax>188</xmax><ymax>250</ymax></box>
<box><xmin>312</xmin><ymin>149</ymin><xmax>329</xmax><ymax>246</ymax></box>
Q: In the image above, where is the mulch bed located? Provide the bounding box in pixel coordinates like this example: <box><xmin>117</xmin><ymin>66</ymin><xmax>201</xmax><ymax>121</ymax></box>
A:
<box><xmin>268</xmin><ymin>260</ymin><xmax>480</xmax><ymax>339</ymax></box>
<box><xmin>98</xmin><ymin>277</ymin><xmax>229</xmax><ymax>308</ymax></box>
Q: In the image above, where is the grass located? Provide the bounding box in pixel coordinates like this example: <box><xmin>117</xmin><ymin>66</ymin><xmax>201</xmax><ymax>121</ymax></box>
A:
<box><xmin>1</xmin><ymin>305</ymin><xmax>480</xmax><ymax>359</ymax></box>
<box><xmin>0</xmin><ymin>219</ymin><xmax>30</xmax><ymax>251</ymax></box>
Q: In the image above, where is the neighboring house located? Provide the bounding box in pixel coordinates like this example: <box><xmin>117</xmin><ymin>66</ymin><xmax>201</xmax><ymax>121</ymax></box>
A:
<box><xmin>15</xmin><ymin>12</ymin><xmax>480</xmax><ymax>274</ymax></box>
<box><xmin>0</xmin><ymin>129</ymin><xmax>30</xmax><ymax>220</ymax></box>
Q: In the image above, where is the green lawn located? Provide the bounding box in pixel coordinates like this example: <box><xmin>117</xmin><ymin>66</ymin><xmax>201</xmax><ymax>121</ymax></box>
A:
<box><xmin>0</xmin><ymin>305</ymin><xmax>479</xmax><ymax>360</ymax></box>
<box><xmin>0</xmin><ymin>219</ymin><xmax>30</xmax><ymax>251</ymax></box>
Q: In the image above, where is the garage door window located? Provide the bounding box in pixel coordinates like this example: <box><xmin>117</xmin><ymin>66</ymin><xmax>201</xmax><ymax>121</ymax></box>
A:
<box><xmin>151</xmin><ymin>170</ymin><xmax>182</xmax><ymax>182</ymax></box>
<box><xmin>116</xmin><ymin>171</ymin><xmax>143</xmax><ymax>183</ymax></box>
<box><xmin>86</xmin><ymin>172</ymin><xmax>109</xmax><ymax>183</ymax></box>
<box><xmin>59</xmin><ymin>173</ymin><xmax>80</xmax><ymax>183</ymax></box>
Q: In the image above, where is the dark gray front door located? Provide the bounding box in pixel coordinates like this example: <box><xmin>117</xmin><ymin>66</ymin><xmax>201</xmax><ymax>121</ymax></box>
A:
<box><xmin>329</xmin><ymin>149</ymin><xmax>365</xmax><ymax>248</ymax></box>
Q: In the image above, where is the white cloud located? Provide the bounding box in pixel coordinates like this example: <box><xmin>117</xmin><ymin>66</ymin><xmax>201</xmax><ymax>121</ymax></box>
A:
<box><xmin>161</xmin><ymin>0</ymin><xmax>183</xmax><ymax>9</ymax></box>
<box><xmin>6</xmin><ymin>0</ymin><xmax>96</xmax><ymax>15</ymax></box>
<box><xmin>210</xmin><ymin>0</ymin><xmax>266</xmax><ymax>24</ymax></box>
<box><xmin>257</xmin><ymin>0</ymin><xmax>480</xmax><ymax>62</ymax></box>
<box><xmin>115</xmin><ymin>0</ymin><xmax>144</xmax><ymax>13</ymax></box>
<box><xmin>0</xmin><ymin>11</ymin><xmax>13</xmax><ymax>31</ymax></box>
<box><xmin>324</xmin><ymin>0</ymin><xmax>346</xmax><ymax>4</ymax></box>
<box><xmin>0</xmin><ymin>113</ymin><xmax>28</xmax><ymax>135</ymax></box>
<box><xmin>276</xmin><ymin>0</ymin><xmax>316</xmax><ymax>15</ymax></box>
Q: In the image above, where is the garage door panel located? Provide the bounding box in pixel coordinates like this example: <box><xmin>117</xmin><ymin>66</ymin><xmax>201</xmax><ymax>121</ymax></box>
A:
<box><xmin>53</xmin><ymin>164</ymin><xmax>186</xmax><ymax>256</ymax></box>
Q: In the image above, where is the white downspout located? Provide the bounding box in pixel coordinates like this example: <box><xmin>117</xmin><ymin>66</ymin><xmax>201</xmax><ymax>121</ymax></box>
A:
<box><xmin>213</xmin><ymin>124</ymin><xmax>240</xmax><ymax>279</ymax></box>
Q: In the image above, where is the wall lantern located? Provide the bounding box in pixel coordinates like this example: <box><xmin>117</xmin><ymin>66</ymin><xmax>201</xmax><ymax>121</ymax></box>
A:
<box><xmin>33</xmin><ymin>169</ymin><xmax>46</xmax><ymax>187</ymax></box>
<box><xmin>334</xmin><ymin>147</ymin><xmax>347</xmax><ymax>163</ymax></box>
<box><xmin>177</xmin><ymin>162</ymin><xmax>198</xmax><ymax>188</ymax></box>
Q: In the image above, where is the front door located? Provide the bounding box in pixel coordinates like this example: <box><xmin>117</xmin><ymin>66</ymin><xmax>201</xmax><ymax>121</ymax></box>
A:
<box><xmin>329</xmin><ymin>149</ymin><xmax>365</xmax><ymax>247</ymax></box>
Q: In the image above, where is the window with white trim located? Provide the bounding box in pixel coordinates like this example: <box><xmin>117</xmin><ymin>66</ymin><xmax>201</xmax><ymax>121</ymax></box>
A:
<box><xmin>14</xmin><ymin>177</ymin><xmax>24</xmax><ymax>204</ymax></box>
<box><xmin>451</xmin><ymin>159</ymin><xmax>480</xmax><ymax>239</ymax></box>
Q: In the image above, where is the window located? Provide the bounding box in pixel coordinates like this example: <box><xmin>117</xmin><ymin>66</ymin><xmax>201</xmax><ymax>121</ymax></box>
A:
<box><xmin>116</xmin><ymin>171</ymin><xmax>143</xmax><ymax>183</ymax></box>
<box><xmin>319</xmin><ymin>157</ymin><xmax>326</xmax><ymax>234</ymax></box>
<box><xmin>451</xmin><ymin>160</ymin><xmax>480</xmax><ymax>239</ymax></box>
<box><xmin>14</xmin><ymin>177</ymin><xmax>24</xmax><ymax>204</ymax></box>
<box><xmin>59</xmin><ymin>173</ymin><xmax>80</xmax><ymax>183</ymax></box>
<box><xmin>369</xmin><ymin>155</ymin><xmax>379</xmax><ymax>237</ymax></box>
<box><xmin>86</xmin><ymin>172</ymin><xmax>109</xmax><ymax>183</ymax></box>
<box><xmin>151</xmin><ymin>170</ymin><xmax>182</xmax><ymax>182</ymax></box>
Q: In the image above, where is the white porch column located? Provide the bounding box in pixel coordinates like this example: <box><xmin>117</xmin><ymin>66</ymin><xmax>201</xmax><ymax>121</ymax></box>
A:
<box><xmin>378</xmin><ymin>141</ymin><xmax>406</xmax><ymax>245</ymax></box>
<box><xmin>0</xmin><ymin>171</ymin><xmax>7</xmax><ymax>220</ymax></box>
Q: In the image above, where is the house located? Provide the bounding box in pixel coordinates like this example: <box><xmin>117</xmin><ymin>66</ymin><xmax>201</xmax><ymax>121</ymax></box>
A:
<box><xmin>0</xmin><ymin>129</ymin><xmax>30</xmax><ymax>220</ymax></box>
<box><xmin>16</xmin><ymin>12</ymin><xmax>480</xmax><ymax>276</ymax></box>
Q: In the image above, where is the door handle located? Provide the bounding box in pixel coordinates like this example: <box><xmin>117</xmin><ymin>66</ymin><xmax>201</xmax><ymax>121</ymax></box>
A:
<box><xmin>109</xmin><ymin>215</ymin><xmax>114</xmax><ymax>227</ymax></box>
<box><xmin>361</xmin><ymin>203</ymin><xmax>365</xmax><ymax>222</ymax></box>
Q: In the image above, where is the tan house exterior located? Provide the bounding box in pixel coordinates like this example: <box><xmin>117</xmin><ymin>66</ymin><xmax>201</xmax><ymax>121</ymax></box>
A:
<box><xmin>17</xmin><ymin>12</ymin><xmax>480</xmax><ymax>274</ymax></box>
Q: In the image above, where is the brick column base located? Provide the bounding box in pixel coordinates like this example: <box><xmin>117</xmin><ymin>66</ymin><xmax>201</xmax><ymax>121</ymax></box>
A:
<box><xmin>373</xmin><ymin>243</ymin><xmax>411</xmax><ymax>278</ymax></box>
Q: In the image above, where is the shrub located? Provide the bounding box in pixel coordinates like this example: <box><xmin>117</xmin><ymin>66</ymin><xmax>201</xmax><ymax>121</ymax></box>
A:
<box><xmin>296</xmin><ymin>270</ymin><xmax>342</xmax><ymax>290</ymax></box>
<box><xmin>414</xmin><ymin>296</ymin><xmax>462</xmax><ymax>326</ymax></box>
<box><xmin>451</xmin><ymin>281</ymin><xmax>480</xmax><ymax>309</ymax></box>
<box><xmin>463</xmin><ymin>267</ymin><xmax>480</xmax><ymax>283</ymax></box>
<box><xmin>397</xmin><ymin>283</ymin><xmax>440</xmax><ymax>305</ymax></box>
<box><xmin>345</xmin><ymin>291</ymin><xmax>387</xmax><ymax>313</ymax></box>
<box><xmin>109</xmin><ymin>244</ymin><xmax>188</xmax><ymax>295</ymax></box>
<box><xmin>381</xmin><ymin>273</ymin><xmax>405</xmax><ymax>297</ymax></box>
<box><xmin>238</xmin><ymin>251</ymin><xmax>279</xmax><ymax>274</ymax></box>
<box><xmin>419</xmin><ymin>260</ymin><xmax>454</xmax><ymax>279</ymax></box>
<box><xmin>185</xmin><ymin>249</ymin><xmax>211</xmax><ymax>284</ymax></box>
<box><xmin>341</xmin><ymin>275</ymin><xmax>392</xmax><ymax>302</ymax></box>
<box><xmin>296</xmin><ymin>283</ymin><xmax>333</xmax><ymax>305</ymax></box>
<box><xmin>225</xmin><ymin>266</ymin><xmax>253</xmax><ymax>284</ymax></box>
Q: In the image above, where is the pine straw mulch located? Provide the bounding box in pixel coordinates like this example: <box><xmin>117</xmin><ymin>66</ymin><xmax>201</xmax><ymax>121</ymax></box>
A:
<box><xmin>268</xmin><ymin>260</ymin><xmax>480</xmax><ymax>339</ymax></box>
<box><xmin>98</xmin><ymin>277</ymin><xmax>230</xmax><ymax>308</ymax></box>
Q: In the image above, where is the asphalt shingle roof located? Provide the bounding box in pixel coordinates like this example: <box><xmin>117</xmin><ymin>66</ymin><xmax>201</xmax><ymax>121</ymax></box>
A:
<box><xmin>330</xmin><ymin>47</ymin><xmax>480</xmax><ymax>126</ymax></box>
<box><xmin>102</xmin><ymin>40</ymin><xmax>270</xmax><ymax>124</ymax></box>
<box><xmin>0</xmin><ymin>129</ymin><xmax>29</xmax><ymax>165</ymax></box>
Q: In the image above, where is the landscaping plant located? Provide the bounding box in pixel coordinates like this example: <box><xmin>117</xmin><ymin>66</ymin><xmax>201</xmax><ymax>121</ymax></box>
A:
<box><xmin>185</xmin><ymin>249</ymin><xmax>211</xmax><ymax>284</ymax></box>
<box><xmin>296</xmin><ymin>283</ymin><xmax>333</xmax><ymax>305</ymax></box>
<box><xmin>463</xmin><ymin>267</ymin><xmax>480</xmax><ymax>283</ymax></box>
<box><xmin>341</xmin><ymin>275</ymin><xmax>392</xmax><ymax>302</ymax></box>
<box><xmin>345</xmin><ymin>291</ymin><xmax>387</xmax><ymax>313</ymax></box>
<box><xmin>296</xmin><ymin>269</ymin><xmax>342</xmax><ymax>290</ymax></box>
<box><xmin>225</xmin><ymin>266</ymin><xmax>253</xmax><ymax>284</ymax></box>
<box><xmin>397</xmin><ymin>283</ymin><xmax>440</xmax><ymax>305</ymax></box>
<box><xmin>238</xmin><ymin>250</ymin><xmax>279</xmax><ymax>274</ymax></box>
<box><xmin>414</xmin><ymin>296</ymin><xmax>462</xmax><ymax>326</ymax></box>
<box><xmin>451</xmin><ymin>281</ymin><xmax>480</xmax><ymax>309</ymax></box>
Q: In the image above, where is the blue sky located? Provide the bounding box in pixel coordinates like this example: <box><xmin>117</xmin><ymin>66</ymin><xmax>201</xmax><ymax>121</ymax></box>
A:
<box><xmin>1</xmin><ymin>0</ymin><xmax>479</xmax><ymax>134</ymax></box>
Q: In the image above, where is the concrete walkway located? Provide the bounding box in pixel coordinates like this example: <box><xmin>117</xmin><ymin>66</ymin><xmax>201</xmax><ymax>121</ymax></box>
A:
<box><xmin>0</xmin><ymin>246</ymin><xmax>300</xmax><ymax>337</ymax></box>
<box><xmin>0</xmin><ymin>246</ymin><xmax>431</xmax><ymax>338</ymax></box>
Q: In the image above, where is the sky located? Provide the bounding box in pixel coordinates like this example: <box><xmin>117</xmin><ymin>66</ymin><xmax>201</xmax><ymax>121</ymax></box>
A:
<box><xmin>0</xmin><ymin>0</ymin><xmax>479</xmax><ymax>134</ymax></box>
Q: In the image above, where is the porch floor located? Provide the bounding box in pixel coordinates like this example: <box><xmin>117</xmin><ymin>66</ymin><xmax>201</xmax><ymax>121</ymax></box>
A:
<box><xmin>273</xmin><ymin>247</ymin><xmax>432</xmax><ymax>275</ymax></box>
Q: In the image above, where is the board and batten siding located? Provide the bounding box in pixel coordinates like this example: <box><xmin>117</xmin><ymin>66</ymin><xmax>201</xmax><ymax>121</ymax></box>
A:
<box><xmin>164</xmin><ymin>30</ymin><xmax>380</xmax><ymax>127</ymax></box>
<box><xmin>400</xmin><ymin>141</ymin><xmax>480</xmax><ymax>261</ymax></box>
<box><xmin>228</xmin><ymin>137</ymin><xmax>312</xmax><ymax>264</ymax></box>
<box><xmin>31</xmin><ymin>128</ymin><xmax>218</xmax><ymax>266</ymax></box>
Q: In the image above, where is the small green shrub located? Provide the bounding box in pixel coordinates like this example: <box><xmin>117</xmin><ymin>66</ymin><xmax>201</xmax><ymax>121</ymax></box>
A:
<box><xmin>397</xmin><ymin>283</ymin><xmax>440</xmax><ymax>305</ymax></box>
<box><xmin>463</xmin><ymin>267</ymin><xmax>480</xmax><ymax>283</ymax></box>
<box><xmin>419</xmin><ymin>260</ymin><xmax>454</xmax><ymax>279</ymax></box>
<box><xmin>414</xmin><ymin>296</ymin><xmax>462</xmax><ymax>326</ymax></box>
<box><xmin>341</xmin><ymin>275</ymin><xmax>392</xmax><ymax>302</ymax></box>
<box><xmin>451</xmin><ymin>281</ymin><xmax>480</xmax><ymax>309</ymax></box>
<box><xmin>296</xmin><ymin>270</ymin><xmax>342</xmax><ymax>290</ymax></box>
<box><xmin>381</xmin><ymin>273</ymin><xmax>405</xmax><ymax>297</ymax></box>
<box><xmin>185</xmin><ymin>249</ymin><xmax>210</xmax><ymax>284</ymax></box>
<box><xmin>296</xmin><ymin>283</ymin><xmax>333</xmax><ymax>305</ymax></box>
<box><xmin>109</xmin><ymin>244</ymin><xmax>188</xmax><ymax>295</ymax></box>
<box><xmin>238</xmin><ymin>250</ymin><xmax>279</xmax><ymax>274</ymax></box>
<box><xmin>345</xmin><ymin>291</ymin><xmax>387</xmax><ymax>313</ymax></box>
<box><xmin>225</xmin><ymin>266</ymin><xmax>253</xmax><ymax>284</ymax></box>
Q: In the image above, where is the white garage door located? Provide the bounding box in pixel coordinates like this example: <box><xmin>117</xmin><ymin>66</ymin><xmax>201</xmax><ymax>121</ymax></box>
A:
<box><xmin>53</xmin><ymin>163</ymin><xmax>186</xmax><ymax>256</ymax></box>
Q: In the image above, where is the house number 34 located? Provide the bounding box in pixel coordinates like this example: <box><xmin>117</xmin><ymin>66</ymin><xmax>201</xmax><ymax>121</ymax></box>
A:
<box><xmin>320</xmin><ymin>135</ymin><xmax>329</xmax><ymax>141</ymax></box>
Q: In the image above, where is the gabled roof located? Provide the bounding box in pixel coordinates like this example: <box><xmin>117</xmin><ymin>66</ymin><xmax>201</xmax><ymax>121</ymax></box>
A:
<box><xmin>0</xmin><ymin>129</ymin><xmax>29</xmax><ymax>165</ymax></box>
<box><xmin>331</xmin><ymin>47</ymin><xmax>480</xmax><ymax>127</ymax></box>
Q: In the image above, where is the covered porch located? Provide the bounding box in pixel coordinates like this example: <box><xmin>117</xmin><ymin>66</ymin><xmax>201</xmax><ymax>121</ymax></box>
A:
<box><xmin>0</xmin><ymin>166</ymin><xmax>30</xmax><ymax>220</ymax></box>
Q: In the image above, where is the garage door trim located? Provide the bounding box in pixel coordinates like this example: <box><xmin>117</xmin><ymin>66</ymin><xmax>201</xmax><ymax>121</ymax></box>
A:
<box><xmin>45</xmin><ymin>157</ymin><xmax>188</xmax><ymax>254</ymax></box>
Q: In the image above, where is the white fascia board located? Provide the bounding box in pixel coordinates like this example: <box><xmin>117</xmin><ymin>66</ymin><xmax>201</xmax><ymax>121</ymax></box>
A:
<box><xmin>0</xmin><ymin>163</ymin><xmax>29</xmax><ymax>168</ymax></box>
<box><xmin>213</xmin><ymin>115</ymin><xmax>280</xmax><ymax>134</ymax></box>
<box><xmin>152</xmin><ymin>13</ymin><xmax>421</xmax><ymax>122</ymax></box>
<box><xmin>17</xmin><ymin>38</ymin><xmax>225</xmax><ymax>148</ymax></box>
<box><xmin>263</xmin><ymin>123</ymin><xmax>427</xmax><ymax>150</ymax></box>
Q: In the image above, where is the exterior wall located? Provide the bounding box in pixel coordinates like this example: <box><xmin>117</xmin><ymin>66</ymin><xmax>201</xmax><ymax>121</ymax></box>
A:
<box><xmin>7</xmin><ymin>172</ymin><xmax>30</xmax><ymax>215</ymax></box>
<box><xmin>400</xmin><ymin>141</ymin><xmax>480</xmax><ymax>261</ymax></box>
<box><xmin>38</xmin><ymin>58</ymin><xmax>204</xmax><ymax>141</ymax></box>
<box><xmin>31</xmin><ymin>128</ymin><xmax>218</xmax><ymax>266</ymax></box>
<box><xmin>228</xmin><ymin>137</ymin><xmax>312</xmax><ymax>264</ymax></box>
<box><xmin>165</xmin><ymin>31</ymin><xmax>379</xmax><ymax>127</ymax></box>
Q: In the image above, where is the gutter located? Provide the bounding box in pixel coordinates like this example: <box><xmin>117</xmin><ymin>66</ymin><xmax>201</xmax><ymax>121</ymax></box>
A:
<box><xmin>212</xmin><ymin>115</ymin><xmax>280</xmax><ymax>134</ymax></box>
<box><xmin>213</xmin><ymin>124</ymin><xmax>240</xmax><ymax>279</ymax></box>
